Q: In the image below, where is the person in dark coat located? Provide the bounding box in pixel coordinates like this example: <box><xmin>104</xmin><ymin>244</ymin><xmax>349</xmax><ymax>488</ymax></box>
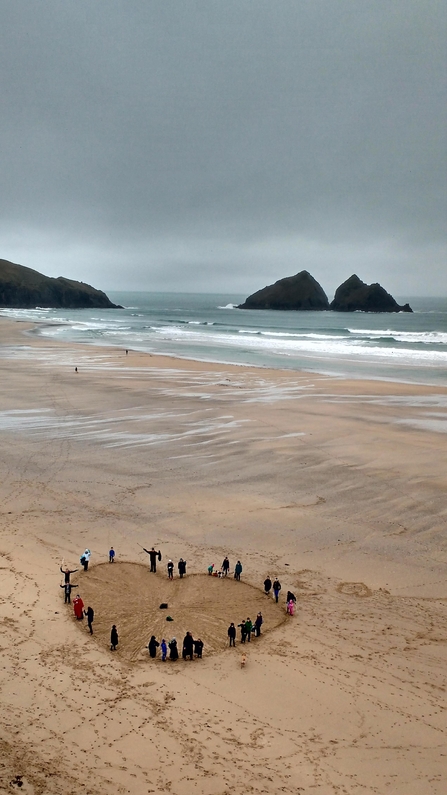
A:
<box><xmin>143</xmin><ymin>547</ymin><xmax>161</xmax><ymax>573</ymax></box>
<box><xmin>194</xmin><ymin>638</ymin><xmax>203</xmax><ymax>658</ymax></box>
<box><xmin>244</xmin><ymin>617</ymin><xmax>253</xmax><ymax>642</ymax></box>
<box><xmin>84</xmin><ymin>606</ymin><xmax>94</xmax><ymax>634</ymax></box>
<box><xmin>222</xmin><ymin>556</ymin><xmax>230</xmax><ymax>576</ymax></box>
<box><xmin>167</xmin><ymin>560</ymin><xmax>174</xmax><ymax>579</ymax></box>
<box><xmin>182</xmin><ymin>631</ymin><xmax>194</xmax><ymax>660</ymax></box>
<box><xmin>286</xmin><ymin>590</ymin><xmax>296</xmax><ymax>604</ymax></box>
<box><xmin>148</xmin><ymin>635</ymin><xmax>159</xmax><ymax>658</ymax></box>
<box><xmin>60</xmin><ymin>566</ymin><xmax>78</xmax><ymax>584</ymax></box>
<box><xmin>178</xmin><ymin>558</ymin><xmax>187</xmax><ymax>578</ymax></box>
<box><xmin>254</xmin><ymin>612</ymin><xmax>263</xmax><ymax>637</ymax></box>
<box><xmin>273</xmin><ymin>578</ymin><xmax>282</xmax><ymax>603</ymax></box>
<box><xmin>60</xmin><ymin>582</ymin><xmax>77</xmax><ymax>604</ymax></box>
<box><xmin>109</xmin><ymin>547</ymin><xmax>115</xmax><ymax>563</ymax></box>
<box><xmin>168</xmin><ymin>638</ymin><xmax>178</xmax><ymax>660</ymax></box>
<box><xmin>111</xmin><ymin>625</ymin><xmax>118</xmax><ymax>650</ymax></box>
<box><xmin>238</xmin><ymin>619</ymin><xmax>247</xmax><ymax>643</ymax></box>
<box><xmin>228</xmin><ymin>623</ymin><xmax>236</xmax><ymax>646</ymax></box>
<box><xmin>264</xmin><ymin>576</ymin><xmax>272</xmax><ymax>595</ymax></box>
<box><xmin>234</xmin><ymin>560</ymin><xmax>242</xmax><ymax>581</ymax></box>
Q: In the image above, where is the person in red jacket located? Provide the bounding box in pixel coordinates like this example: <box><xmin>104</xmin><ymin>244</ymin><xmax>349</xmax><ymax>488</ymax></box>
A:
<box><xmin>73</xmin><ymin>595</ymin><xmax>84</xmax><ymax>620</ymax></box>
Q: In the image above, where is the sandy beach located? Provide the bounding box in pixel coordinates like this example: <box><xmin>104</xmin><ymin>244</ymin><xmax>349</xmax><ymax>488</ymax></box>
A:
<box><xmin>0</xmin><ymin>316</ymin><xmax>446</xmax><ymax>795</ymax></box>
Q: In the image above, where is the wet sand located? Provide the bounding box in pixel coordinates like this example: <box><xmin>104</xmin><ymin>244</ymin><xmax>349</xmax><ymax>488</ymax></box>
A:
<box><xmin>0</xmin><ymin>317</ymin><xmax>446</xmax><ymax>794</ymax></box>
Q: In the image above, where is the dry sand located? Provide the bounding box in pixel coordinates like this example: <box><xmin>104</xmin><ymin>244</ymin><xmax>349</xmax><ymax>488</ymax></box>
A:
<box><xmin>0</xmin><ymin>317</ymin><xmax>446</xmax><ymax>794</ymax></box>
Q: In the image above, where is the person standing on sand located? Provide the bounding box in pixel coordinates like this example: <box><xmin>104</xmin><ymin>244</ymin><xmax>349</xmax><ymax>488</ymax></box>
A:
<box><xmin>60</xmin><ymin>565</ymin><xmax>78</xmax><ymax>583</ymax></box>
<box><xmin>244</xmin><ymin>617</ymin><xmax>253</xmax><ymax>642</ymax></box>
<box><xmin>60</xmin><ymin>582</ymin><xmax>77</xmax><ymax>604</ymax></box>
<box><xmin>238</xmin><ymin>620</ymin><xmax>247</xmax><ymax>643</ymax></box>
<box><xmin>254</xmin><ymin>612</ymin><xmax>263</xmax><ymax>637</ymax></box>
<box><xmin>264</xmin><ymin>576</ymin><xmax>272</xmax><ymax>596</ymax></box>
<box><xmin>143</xmin><ymin>547</ymin><xmax>161</xmax><ymax>573</ymax></box>
<box><xmin>286</xmin><ymin>590</ymin><xmax>296</xmax><ymax>605</ymax></box>
<box><xmin>73</xmin><ymin>595</ymin><xmax>84</xmax><ymax>620</ymax></box>
<box><xmin>273</xmin><ymin>578</ymin><xmax>281</xmax><ymax>603</ymax></box>
<box><xmin>111</xmin><ymin>625</ymin><xmax>118</xmax><ymax>651</ymax></box>
<box><xmin>234</xmin><ymin>560</ymin><xmax>242</xmax><ymax>581</ymax></box>
<box><xmin>167</xmin><ymin>559</ymin><xmax>174</xmax><ymax>579</ymax></box>
<box><xmin>109</xmin><ymin>547</ymin><xmax>115</xmax><ymax>563</ymax></box>
<box><xmin>222</xmin><ymin>556</ymin><xmax>230</xmax><ymax>576</ymax></box>
<box><xmin>148</xmin><ymin>635</ymin><xmax>159</xmax><ymax>658</ymax></box>
<box><xmin>287</xmin><ymin>599</ymin><xmax>295</xmax><ymax>616</ymax></box>
<box><xmin>161</xmin><ymin>639</ymin><xmax>168</xmax><ymax>661</ymax></box>
<box><xmin>84</xmin><ymin>606</ymin><xmax>94</xmax><ymax>634</ymax></box>
<box><xmin>178</xmin><ymin>558</ymin><xmax>186</xmax><ymax>578</ymax></box>
<box><xmin>182</xmin><ymin>631</ymin><xmax>194</xmax><ymax>660</ymax></box>
<box><xmin>228</xmin><ymin>623</ymin><xmax>236</xmax><ymax>646</ymax></box>
<box><xmin>194</xmin><ymin>638</ymin><xmax>203</xmax><ymax>658</ymax></box>
<box><xmin>80</xmin><ymin>549</ymin><xmax>91</xmax><ymax>571</ymax></box>
<box><xmin>168</xmin><ymin>638</ymin><xmax>178</xmax><ymax>660</ymax></box>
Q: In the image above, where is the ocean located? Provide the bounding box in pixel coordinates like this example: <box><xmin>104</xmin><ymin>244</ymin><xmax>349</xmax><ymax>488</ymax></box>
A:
<box><xmin>1</xmin><ymin>292</ymin><xmax>447</xmax><ymax>386</ymax></box>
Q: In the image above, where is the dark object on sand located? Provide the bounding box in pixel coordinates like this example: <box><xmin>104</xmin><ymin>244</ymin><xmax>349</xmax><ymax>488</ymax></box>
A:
<box><xmin>0</xmin><ymin>258</ymin><xmax>122</xmax><ymax>309</ymax></box>
<box><xmin>238</xmin><ymin>271</ymin><xmax>329</xmax><ymax>311</ymax></box>
<box><xmin>330</xmin><ymin>275</ymin><xmax>412</xmax><ymax>313</ymax></box>
<box><xmin>159</xmin><ymin>603</ymin><xmax>168</xmax><ymax>609</ymax></box>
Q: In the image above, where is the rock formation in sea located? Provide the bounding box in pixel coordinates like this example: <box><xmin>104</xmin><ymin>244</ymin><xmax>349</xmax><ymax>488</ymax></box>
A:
<box><xmin>0</xmin><ymin>259</ymin><xmax>122</xmax><ymax>309</ymax></box>
<box><xmin>237</xmin><ymin>270</ymin><xmax>330</xmax><ymax>310</ymax></box>
<box><xmin>330</xmin><ymin>274</ymin><xmax>412</xmax><ymax>313</ymax></box>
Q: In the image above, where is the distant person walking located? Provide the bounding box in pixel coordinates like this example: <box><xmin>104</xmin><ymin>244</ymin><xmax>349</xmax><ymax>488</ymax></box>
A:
<box><xmin>178</xmin><ymin>558</ymin><xmax>187</xmax><ymax>578</ymax></box>
<box><xmin>254</xmin><ymin>612</ymin><xmax>263</xmax><ymax>637</ymax></box>
<box><xmin>148</xmin><ymin>636</ymin><xmax>159</xmax><ymax>658</ymax></box>
<box><xmin>111</xmin><ymin>625</ymin><xmax>118</xmax><ymax>651</ymax></box>
<box><xmin>143</xmin><ymin>547</ymin><xmax>161</xmax><ymax>573</ymax></box>
<box><xmin>80</xmin><ymin>549</ymin><xmax>91</xmax><ymax>571</ymax></box>
<box><xmin>109</xmin><ymin>547</ymin><xmax>115</xmax><ymax>563</ymax></box>
<box><xmin>60</xmin><ymin>582</ymin><xmax>76</xmax><ymax>604</ymax></box>
<box><xmin>286</xmin><ymin>590</ymin><xmax>296</xmax><ymax>605</ymax></box>
<box><xmin>84</xmin><ymin>606</ymin><xmax>94</xmax><ymax>634</ymax></box>
<box><xmin>182</xmin><ymin>632</ymin><xmax>194</xmax><ymax>660</ymax></box>
<box><xmin>234</xmin><ymin>560</ymin><xmax>242</xmax><ymax>581</ymax></box>
<box><xmin>228</xmin><ymin>623</ymin><xmax>236</xmax><ymax>646</ymax></box>
<box><xmin>287</xmin><ymin>599</ymin><xmax>295</xmax><ymax>616</ymax></box>
<box><xmin>264</xmin><ymin>576</ymin><xmax>272</xmax><ymax>596</ymax></box>
<box><xmin>167</xmin><ymin>560</ymin><xmax>174</xmax><ymax>579</ymax></box>
<box><xmin>222</xmin><ymin>556</ymin><xmax>230</xmax><ymax>576</ymax></box>
<box><xmin>60</xmin><ymin>565</ymin><xmax>78</xmax><ymax>584</ymax></box>
<box><xmin>273</xmin><ymin>578</ymin><xmax>282</xmax><ymax>603</ymax></box>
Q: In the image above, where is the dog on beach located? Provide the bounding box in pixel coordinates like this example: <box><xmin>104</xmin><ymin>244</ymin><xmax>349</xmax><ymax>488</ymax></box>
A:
<box><xmin>240</xmin><ymin>652</ymin><xmax>247</xmax><ymax>668</ymax></box>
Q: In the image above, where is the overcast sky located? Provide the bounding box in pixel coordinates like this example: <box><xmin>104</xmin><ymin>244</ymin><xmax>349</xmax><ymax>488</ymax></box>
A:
<box><xmin>1</xmin><ymin>1</ymin><xmax>446</xmax><ymax>297</ymax></box>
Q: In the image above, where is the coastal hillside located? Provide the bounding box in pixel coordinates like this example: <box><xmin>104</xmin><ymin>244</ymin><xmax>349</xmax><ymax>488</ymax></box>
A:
<box><xmin>0</xmin><ymin>258</ymin><xmax>121</xmax><ymax>309</ymax></box>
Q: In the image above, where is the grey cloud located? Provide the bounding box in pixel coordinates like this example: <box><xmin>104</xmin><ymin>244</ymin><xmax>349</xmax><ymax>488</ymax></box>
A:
<box><xmin>0</xmin><ymin>0</ymin><xmax>446</xmax><ymax>294</ymax></box>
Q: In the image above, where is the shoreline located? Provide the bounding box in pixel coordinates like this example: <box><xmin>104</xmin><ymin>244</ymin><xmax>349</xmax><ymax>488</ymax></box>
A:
<box><xmin>5</xmin><ymin>313</ymin><xmax>447</xmax><ymax>390</ymax></box>
<box><xmin>1</xmin><ymin>314</ymin><xmax>446</xmax><ymax>793</ymax></box>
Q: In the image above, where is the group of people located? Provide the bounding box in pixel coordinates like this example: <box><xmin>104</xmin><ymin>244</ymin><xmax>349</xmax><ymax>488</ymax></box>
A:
<box><xmin>60</xmin><ymin>547</ymin><xmax>298</xmax><ymax>657</ymax></box>
<box><xmin>208</xmin><ymin>558</ymin><xmax>243</xmax><ymax>580</ymax></box>
<box><xmin>147</xmin><ymin>632</ymin><xmax>203</xmax><ymax>661</ymax></box>
<box><xmin>228</xmin><ymin>612</ymin><xmax>264</xmax><ymax>645</ymax></box>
